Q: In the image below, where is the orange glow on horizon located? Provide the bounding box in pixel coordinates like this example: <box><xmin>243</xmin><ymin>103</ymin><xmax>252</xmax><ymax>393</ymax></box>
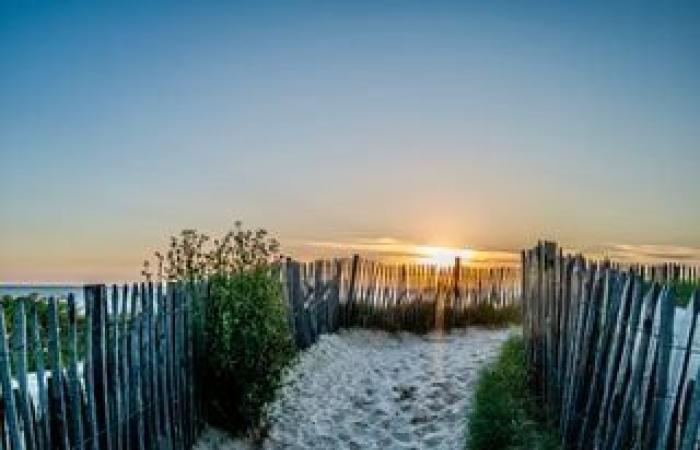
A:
<box><xmin>414</xmin><ymin>245</ymin><xmax>474</xmax><ymax>266</ymax></box>
<box><xmin>294</xmin><ymin>238</ymin><xmax>512</xmax><ymax>267</ymax></box>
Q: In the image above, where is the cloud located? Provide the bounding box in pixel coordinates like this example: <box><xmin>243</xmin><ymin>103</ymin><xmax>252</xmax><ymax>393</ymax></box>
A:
<box><xmin>579</xmin><ymin>243</ymin><xmax>700</xmax><ymax>265</ymax></box>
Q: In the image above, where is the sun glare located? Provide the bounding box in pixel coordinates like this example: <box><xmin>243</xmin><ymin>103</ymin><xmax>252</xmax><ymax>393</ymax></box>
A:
<box><xmin>416</xmin><ymin>245</ymin><xmax>474</xmax><ymax>267</ymax></box>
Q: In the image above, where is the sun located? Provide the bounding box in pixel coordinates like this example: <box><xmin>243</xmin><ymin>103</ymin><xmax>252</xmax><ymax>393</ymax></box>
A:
<box><xmin>416</xmin><ymin>245</ymin><xmax>474</xmax><ymax>267</ymax></box>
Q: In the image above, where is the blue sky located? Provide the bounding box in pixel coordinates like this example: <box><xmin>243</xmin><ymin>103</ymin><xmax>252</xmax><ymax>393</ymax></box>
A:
<box><xmin>1</xmin><ymin>1</ymin><xmax>699</xmax><ymax>281</ymax></box>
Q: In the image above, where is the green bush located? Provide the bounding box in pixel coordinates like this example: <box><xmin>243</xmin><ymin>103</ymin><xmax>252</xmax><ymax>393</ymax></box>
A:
<box><xmin>468</xmin><ymin>335</ymin><xmax>560</xmax><ymax>450</ymax></box>
<box><xmin>144</xmin><ymin>221</ymin><xmax>295</xmax><ymax>436</ymax></box>
<box><xmin>202</xmin><ymin>269</ymin><xmax>295</xmax><ymax>435</ymax></box>
<box><xmin>671</xmin><ymin>281</ymin><xmax>699</xmax><ymax>307</ymax></box>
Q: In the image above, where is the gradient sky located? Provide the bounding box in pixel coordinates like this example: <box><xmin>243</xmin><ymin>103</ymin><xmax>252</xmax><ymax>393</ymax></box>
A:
<box><xmin>1</xmin><ymin>1</ymin><xmax>699</xmax><ymax>282</ymax></box>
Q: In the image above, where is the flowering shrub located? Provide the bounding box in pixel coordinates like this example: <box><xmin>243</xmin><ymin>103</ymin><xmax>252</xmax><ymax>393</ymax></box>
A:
<box><xmin>144</xmin><ymin>221</ymin><xmax>294</xmax><ymax>435</ymax></box>
<box><xmin>142</xmin><ymin>221</ymin><xmax>280</xmax><ymax>282</ymax></box>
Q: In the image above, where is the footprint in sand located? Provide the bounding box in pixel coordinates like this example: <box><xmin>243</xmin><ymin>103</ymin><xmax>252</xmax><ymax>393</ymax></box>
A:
<box><xmin>194</xmin><ymin>327</ymin><xmax>513</xmax><ymax>450</ymax></box>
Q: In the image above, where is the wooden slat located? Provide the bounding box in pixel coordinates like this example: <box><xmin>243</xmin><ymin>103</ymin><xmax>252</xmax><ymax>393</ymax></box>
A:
<box><xmin>47</xmin><ymin>296</ymin><xmax>69</xmax><ymax>450</ymax></box>
<box><xmin>658</xmin><ymin>301</ymin><xmax>695</xmax><ymax>449</ymax></box>
<box><xmin>138</xmin><ymin>283</ymin><xmax>153</xmax><ymax>448</ymax></box>
<box><xmin>83</xmin><ymin>286</ymin><xmax>100</xmax><ymax>450</ymax></box>
<box><xmin>172</xmin><ymin>284</ymin><xmax>183</xmax><ymax>449</ymax></box>
<box><xmin>158</xmin><ymin>284</ymin><xmax>172</xmax><ymax>447</ymax></box>
<box><xmin>128</xmin><ymin>285</ymin><xmax>145</xmax><ymax>450</ymax></box>
<box><xmin>66</xmin><ymin>294</ymin><xmax>84</xmax><ymax>450</ymax></box>
<box><xmin>647</xmin><ymin>286</ymin><xmax>679</xmax><ymax>448</ymax></box>
<box><xmin>109</xmin><ymin>285</ymin><xmax>121</xmax><ymax>450</ymax></box>
<box><xmin>593</xmin><ymin>273</ymin><xmax>635</xmax><ymax>447</ymax></box>
<box><xmin>0</xmin><ymin>302</ymin><xmax>23</xmax><ymax>450</ymax></box>
<box><xmin>89</xmin><ymin>286</ymin><xmax>112</xmax><ymax>450</ymax></box>
<box><xmin>12</xmin><ymin>299</ymin><xmax>35</xmax><ymax>450</ymax></box>
<box><xmin>679</xmin><ymin>330</ymin><xmax>700</xmax><ymax>450</ymax></box>
<box><xmin>119</xmin><ymin>284</ymin><xmax>130</xmax><ymax>450</ymax></box>
<box><xmin>150</xmin><ymin>283</ymin><xmax>161</xmax><ymax>449</ymax></box>
<box><xmin>166</xmin><ymin>283</ymin><xmax>177</xmax><ymax>447</ymax></box>
<box><xmin>31</xmin><ymin>299</ymin><xmax>51</xmax><ymax>450</ymax></box>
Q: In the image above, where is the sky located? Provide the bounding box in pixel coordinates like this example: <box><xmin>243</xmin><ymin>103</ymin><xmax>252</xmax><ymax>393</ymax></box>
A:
<box><xmin>1</xmin><ymin>1</ymin><xmax>699</xmax><ymax>282</ymax></box>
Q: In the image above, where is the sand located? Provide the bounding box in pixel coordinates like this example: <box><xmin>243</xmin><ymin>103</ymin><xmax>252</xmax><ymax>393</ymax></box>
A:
<box><xmin>194</xmin><ymin>327</ymin><xmax>513</xmax><ymax>450</ymax></box>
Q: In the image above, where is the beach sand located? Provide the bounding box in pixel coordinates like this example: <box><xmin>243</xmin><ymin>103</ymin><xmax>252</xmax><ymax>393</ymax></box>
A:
<box><xmin>194</xmin><ymin>327</ymin><xmax>513</xmax><ymax>450</ymax></box>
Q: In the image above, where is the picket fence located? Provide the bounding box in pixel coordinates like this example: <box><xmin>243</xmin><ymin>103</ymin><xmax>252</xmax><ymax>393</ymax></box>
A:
<box><xmin>522</xmin><ymin>242</ymin><xmax>700</xmax><ymax>450</ymax></box>
<box><xmin>283</xmin><ymin>255</ymin><xmax>521</xmax><ymax>348</ymax></box>
<box><xmin>0</xmin><ymin>282</ymin><xmax>206</xmax><ymax>450</ymax></box>
<box><xmin>0</xmin><ymin>255</ymin><xmax>521</xmax><ymax>448</ymax></box>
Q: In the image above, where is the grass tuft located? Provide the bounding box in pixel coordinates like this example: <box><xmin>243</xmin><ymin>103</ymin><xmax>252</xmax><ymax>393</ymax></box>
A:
<box><xmin>467</xmin><ymin>335</ymin><xmax>560</xmax><ymax>450</ymax></box>
<box><xmin>671</xmin><ymin>281</ymin><xmax>699</xmax><ymax>307</ymax></box>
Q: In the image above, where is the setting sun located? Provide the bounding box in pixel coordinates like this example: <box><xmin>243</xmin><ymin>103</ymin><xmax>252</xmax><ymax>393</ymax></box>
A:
<box><xmin>416</xmin><ymin>245</ymin><xmax>474</xmax><ymax>266</ymax></box>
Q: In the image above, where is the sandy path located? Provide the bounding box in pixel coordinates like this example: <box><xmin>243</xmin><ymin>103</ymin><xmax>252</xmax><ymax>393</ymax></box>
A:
<box><xmin>194</xmin><ymin>327</ymin><xmax>513</xmax><ymax>450</ymax></box>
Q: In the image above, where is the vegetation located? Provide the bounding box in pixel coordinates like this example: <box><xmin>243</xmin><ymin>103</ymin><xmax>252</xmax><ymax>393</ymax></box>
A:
<box><xmin>671</xmin><ymin>280</ymin><xmax>699</xmax><ymax>307</ymax></box>
<box><xmin>468</xmin><ymin>335</ymin><xmax>560</xmax><ymax>450</ymax></box>
<box><xmin>345</xmin><ymin>302</ymin><xmax>521</xmax><ymax>334</ymax></box>
<box><xmin>142</xmin><ymin>221</ymin><xmax>280</xmax><ymax>282</ymax></box>
<box><xmin>0</xmin><ymin>295</ymin><xmax>86</xmax><ymax>373</ymax></box>
<box><xmin>2</xmin><ymin>294</ymin><xmax>72</xmax><ymax>330</ymax></box>
<box><xmin>454</xmin><ymin>303</ymin><xmax>521</xmax><ymax>327</ymax></box>
<box><xmin>144</xmin><ymin>221</ymin><xmax>295</xmax><ymax>437</ymax></box>
<box><xmin>204</xmin><ymin>269</ymin><xmax>294</xmax><ymax>435</ymax></box>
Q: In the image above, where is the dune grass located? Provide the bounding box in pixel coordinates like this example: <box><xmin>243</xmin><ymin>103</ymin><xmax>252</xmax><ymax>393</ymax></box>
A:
<box><xmin>467</xmin><ymin>335</ymin><xmax>560</xmax><ymax>450</ymax></box>
<box><xmin>343</xmin><ymin>301</ymin><xmax>521</xmax><ymax>334</ymax></box>
<box><xmin>672</xmin><ymin>280</ymin><xmax>699</xmax><ymax>307</ymax></box>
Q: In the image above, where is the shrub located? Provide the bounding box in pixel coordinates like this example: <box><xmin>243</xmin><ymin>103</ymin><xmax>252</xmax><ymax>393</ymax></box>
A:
<box><xmin>144</xmin><ymin>221</ymin><xmax>294</xmax><ymax>436</ymax></box>
<box><xmin>203</xmin><ymin>269</ymin><xmax>295</xmax><ymax>434</ymax></box>
<box><xmin>142</xmin><ymin>221</ymin><xmax>280</xmax><ymax>283</ymax></box>
<box><xmin>468</xmin><ymin>335</ymin><xmax>560</xmax><ymax>450</ymax></box>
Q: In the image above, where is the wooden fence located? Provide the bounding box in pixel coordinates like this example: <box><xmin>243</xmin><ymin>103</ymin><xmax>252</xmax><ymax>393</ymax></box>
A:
<box><xmin>522</xmin><ymin>242</ymin><xmax>700</xmax><ymax>450</ymax></box>
<box><xmin>0</xmin><ymin>256</ymin><xmax>521</xmax><ymax>448</ymax></box>
<box><xmin>0</xmin><ymin>282</ymin><xmax>206</xmax><ymax>450</ymax></box>
<box><xmin>283</xmin><ymin>255</ymin><xmax>521</xmax><ymax>348</ymax></box>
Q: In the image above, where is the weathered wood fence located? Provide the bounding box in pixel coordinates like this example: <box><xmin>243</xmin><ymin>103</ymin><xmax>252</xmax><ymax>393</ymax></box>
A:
<box><xmin>0</xmin><ymin>282</ymin><xmax>206</xmax><ymax>450</ymax></box>
<box><xmin>522</xmin><ymin>241</ymin><xmax>700</xmax><ymax>450</ymax></box>
<box><xmin>284</xmin><ymin>255</ymin><xmax>521</xmax><ymax>348</ymax></box>
<box><xmin>0</xmin><ymin>256</ymin><xmax>522</xmax><ymax>447</ymax></box>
